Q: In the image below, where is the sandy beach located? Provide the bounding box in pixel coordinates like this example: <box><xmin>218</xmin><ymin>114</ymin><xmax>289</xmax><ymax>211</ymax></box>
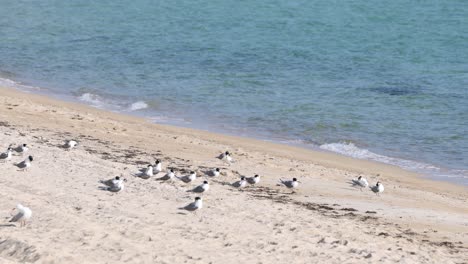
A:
<box><xmin>0</xmin><ymin>87</ymin><xmax>467</xmax><ymax>263</ymax></box>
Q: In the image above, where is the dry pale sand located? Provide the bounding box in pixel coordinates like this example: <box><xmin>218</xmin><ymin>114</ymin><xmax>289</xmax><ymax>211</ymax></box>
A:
<box><xmin>0</xmin><ymin>87</ymin><xmax>467</xmax><ymax>264</ymax></box>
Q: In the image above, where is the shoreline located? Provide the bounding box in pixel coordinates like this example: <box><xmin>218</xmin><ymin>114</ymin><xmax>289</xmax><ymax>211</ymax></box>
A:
<box><xmin>0</xmin><ymin>86</ymin><xmax>440</xmax><ymax>184</ymax></box>
<box><xmin>0</xmin><ymin>85</ymin><xmax>466</xmax><ymax>193</ymax></box>
<box><xmin>2</xmin><ymin>78</ymin><xmax>466</xmax><ymax>187</ymax></box>
<box><xmin>1</xmin><ymin>86</ymin><xmax>467</xmax><ymax>263</ymax></box>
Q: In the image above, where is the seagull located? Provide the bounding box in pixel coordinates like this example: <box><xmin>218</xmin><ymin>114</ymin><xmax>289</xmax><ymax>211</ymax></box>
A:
<box><xmin>15</xmin><ymin>156</ymin><xmax>33</xmax><ymax>171</ymax></box>
<box><xmin>0</xmin><ymin>147</ymin><xmax>12</xmax><ymax>161</ymax></box>
<box><xmin>136</xmin><ymin>164</ymin><xmax>153</xmax><ymax>179</ymax></box>
<box><xmin>154</xmin><ymin>159</ymin><xmax>162</xmax><ymax>174</ymax></box>
<box><xmin>351</xmin><ymin>176</ymin><xmax>369</xmax><ymax>191</ymax></box>
<box><xmin>370</xmin><ymin>181</ymin><xmax>384</xmax><ymax>196</ymax></box>
<box><xmin>188</xmin><ymin>181</ymin><xmax>210</xmax><ymax>193</ymax></box>
<box><xmin>179</xmin><ymin>197</ymin><xmax>203</xmax><ymax>212</ymax></box>
<box><xmin>64</xmin><ymin>140</ymin><xmax>78</xmax><ymax>150</ymax></box>
<box><xmin>156</xmin><ymin>169</ymin><xmax>175</xmax><ymax>181</ymax></box>
<box><xmin>247</xmin><ymin>174</ymin><xmax>260</xmax><ymax>185</ymax></box>
<box><xmin>9</xmin><ymin>204</ymin><xmax>32</xmax><ymax>227</ymax></box>
<box><xmin>207</xmin><ymin>168</ymin><xmax>221</xmax><ymax>177</ymax></box>
<box><xmin>280</xmin><ymin>178</ymin><xmax>299</xmax><ymax>191</ymax></box>
<box><xmin>99</xmin><ymin>176</ymin><xmax>125</xmax><ymax>192</ymax></box>
<box><xmin>218</xmin><ymin>151</ymin><xmax>233</xmax><ymax>163</ymax></box>
<box><xmin>14</xmin><ymin>144</ymin><xmax>28</xmax><ymax>154</ymax></box>
<box><xmin>177</xmin><ymin>171</ymin><xmax>197</xmax><ymax>183</ymax></box>
<box><xmin>232</xmin><ymin>176</ymin><xmax>247</xmax><ymax>188</ymax></box>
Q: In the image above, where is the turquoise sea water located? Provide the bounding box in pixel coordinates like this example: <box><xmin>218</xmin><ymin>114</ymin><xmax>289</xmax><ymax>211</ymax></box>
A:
<box><xmin>1</xmin><ymin>1</ymin><xmax>467</xmax><ymax>184</ymax></box>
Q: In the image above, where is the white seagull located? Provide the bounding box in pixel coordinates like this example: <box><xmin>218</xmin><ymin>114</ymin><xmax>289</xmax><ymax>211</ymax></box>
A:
<box><xmin>351</xmin><ymin>176</ymin><xmax>369</xmax><ymax>191</ymax></box>
<box><xmin>179</xmin><ymin>197</ymin><xmax>203</xmax><ymax>212</ymax></box>
<box><xmin>280</xmin><ymin>178</ymin><xmax>299</xmax><ymax>190</ymax></box>
<box><xmin>156</xmin><ymin>169</ymin><xmax>175</xmax><ymax>181</ymax></box>
<box><xmin>247</xmin><ymin>174</ymin><xmax>260</xmax><ymax>185</ymax></box>
<box><xmin>370</xmin><ymin>181</ymin><xmax>384</xmax><ymax>196</ymax></box>
<box><xmin>218</xmin><ymin>151</ymin><xmax>233</xmax><ymax>163</ymax></box>
<box><xmin>137</xmin><ymin>164</ymin><xmax>153</xmax><ymax>179</ymax></box>
<box><xmin>15</xmin><ymin>156</ymin><xmax>33</xmax><ymax>171</ymax></box>
<box><xmin>208</xmin><ymin>168</ymin><xmax>221</xmax><ymax>177</ymax></box>
<box><xmin>100</xmin><ymin>176</ymin><xmax>125</xmax><ymax>192</ymax></box>
<box><xmin>154</xmin><ymin>159</ymin><xmax>162</xmax><ymax>174</ymax></box>
<box><xmin>0</xmin><ymin>147</ymin><xmax>12</xmax><ymax>161</ymax></box>
<box><xmin>14</xmin><ymin>144</ymin><xmax>29</xmax><ymax>154</ymax></box>
<box><xmin>9</xmin><ymin>204</ymin><xmax>32</xmax><ymax>227</ymax></box>
<box><xmin>232</xmin><ymin>176</ymin><xmax>247</xmax><ymax>188</ymax></box>
<box><xmin>64</xmin><ymin>140</ymin><xmax>78</xmax><ymax>150</ymax></box>
<box><xmin>177</xmin><ymin>171</ymin><xmax>197</xmax><ymax>183</ymax></box>
<box><xmin>188</xmin><ymin>181</ymin><xmax>210</xmax><ymax>193</ymax></box>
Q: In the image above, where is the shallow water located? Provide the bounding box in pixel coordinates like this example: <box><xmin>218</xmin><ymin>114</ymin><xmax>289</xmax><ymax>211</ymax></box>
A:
<box><xmin>1</xmin><ymin>0</ymin><xmax>467</xmax><ymax>184</ymax></box>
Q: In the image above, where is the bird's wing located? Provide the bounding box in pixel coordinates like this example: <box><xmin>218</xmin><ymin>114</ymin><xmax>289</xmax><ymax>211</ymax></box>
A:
<box><xmin>137</xmin><ymin>173</ymin><xmax>150</xmax><ymax>179</ymax></box>
<box><xmin>9</xmin><ymin>212</ymin><xmax>24</xmax><ymax>222</ymax></box>
<box><xmin>178</xmin><ymin>176</ymin><xmax>191</xmax><ymax>183</ymax></box>
<box><xmin>108</xmin><ymin>185</ymin><xmax>122</xmax><ymax>192</ymax></box>
<box><xmin>280</xmin><ymin>179</ymin><xmax>290</xmax><ymax>186</ymax></box>
<box><xmin>182</xmin><ymin>202</ymin><xmax>197</xmax><ymax>211</ymax></box>
<box><xmin>247</xmin><ymin>177</ymin><xmax>256</xmax><ymax>184</ymax></box>
<box><xmin>156</xmin><ymin>174</ymin><xmax>170</xmax><ymax>181</ymax></box>
<box><xmin>100</xmin><ymin>179</ymin><xmax>115</xmax><ymax>187</ymax></box>
<box><xmin>192</xmin><ymin>185</ymin><xmax>204</xmax><ymax>193</ymax></box>
<box><xmin>15</xmin><ymin>161</ymin><xmax>26</xmax><ymax>168</ymax></box>
<box><xmin>351</xmin><ymin>179</ymin><xmax>365</xmax><ymax>187</ymax></box>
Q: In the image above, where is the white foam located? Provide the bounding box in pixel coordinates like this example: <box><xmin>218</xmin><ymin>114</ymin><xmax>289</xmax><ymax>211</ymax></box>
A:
<box><xmin>320</xmin><ymin>142</ymin><xmax>439</xmax><ymax>172</ymax></box>
<box><xmin>78</xmin><ymin>93</ymin><xmax>104</xmax><ymax>108</ymax></box>
<box><xmin>148</xmin><ymin>115</ymin><xmax>192</xmax><ymax>125</ymax></box>
<box><xmin>129</xmin><ymin>101</ymin><xmax>148</xmax><ymax>111</ymax></box>
<box><xmin>0</xmin><ymin>77</ymin><xmax>42</xmax><ymax>92</ymax></box>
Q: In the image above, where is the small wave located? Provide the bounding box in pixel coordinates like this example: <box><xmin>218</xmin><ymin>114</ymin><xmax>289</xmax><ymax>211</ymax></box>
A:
<box><xmin>320</xmin><ymin>143</ymin><xmax>468</xmax><ymax>185</ymax></box>
<box><xmin>78</xmin><ymin>93</ymin><xmax>104</xmax><ymax>107</ymax></box>
<box><xmin>319</xmin><ymin>142</ymin><xmax>468</xmax><ymax>185</ymax></box>
<box><xmin>129</xmin><ymin>101</ymin><xmax>148</xmax><ymax>111</ymax></box>
<box><xmin>320</xmin><ymin>142</ymin><xmax>436</xmax><ymax>170</ymax></box>
<box><xmin>148</xmin><ymin>115</ymin><xmax>192</xmax><ymax>125</ymax></box>
<box><xmin>0</xmin><ymin>77</ymin><xmax>42</xmax><ymax>92</ymax></box>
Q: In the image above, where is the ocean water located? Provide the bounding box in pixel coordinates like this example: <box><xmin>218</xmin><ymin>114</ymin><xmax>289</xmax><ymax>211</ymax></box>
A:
<box><xmin>1</xmin><ymin>0</ymin><xmax>467</xmax><ymax>184</ymax></box>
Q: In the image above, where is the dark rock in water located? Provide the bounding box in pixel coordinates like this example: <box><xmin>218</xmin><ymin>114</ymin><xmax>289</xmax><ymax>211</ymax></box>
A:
<box><xmin>370</xmin><ymin>87</ymin><xmax>420</xmax><ymax>96</ymax></box>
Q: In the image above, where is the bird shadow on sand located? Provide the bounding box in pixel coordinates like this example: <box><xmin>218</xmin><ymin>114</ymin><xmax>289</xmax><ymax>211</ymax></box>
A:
<box><xmin>0</xmin><ymin>224</ymin><xmax>16</xmax><ymax>228</ymax></box>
